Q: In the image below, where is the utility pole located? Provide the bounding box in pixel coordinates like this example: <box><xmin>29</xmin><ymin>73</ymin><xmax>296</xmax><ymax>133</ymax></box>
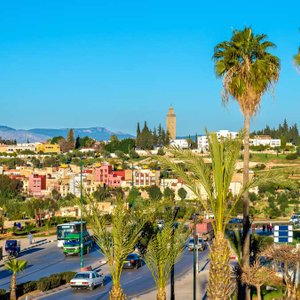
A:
<box><xmin>80</xmin><ymin>159</ymin><xmax>84</xmax><ymax>269</ymax></box>
<box><xmin>193</xmin><ymin>213</ymin><xmax>197</xmax><ymax>300</ymax></box>
<box><xmin>131</xmin><ymin>162</ymin><xmax>134</xmax><ymax>222</ymax></box>
<box><xmin>170</xmin><ymin>206</ymin><xmax>180</xmax><ymax>300</ymax></box>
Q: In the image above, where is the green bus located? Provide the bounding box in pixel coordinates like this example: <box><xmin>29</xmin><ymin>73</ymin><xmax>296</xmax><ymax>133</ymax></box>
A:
<box><xmin>63</xmin><ymin>231</ymin><xmax>93</xmax><ymax>256</ymax></box>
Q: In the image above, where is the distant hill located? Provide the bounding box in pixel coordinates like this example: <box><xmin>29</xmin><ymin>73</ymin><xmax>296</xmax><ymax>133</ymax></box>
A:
<box><xmin>0</xmin><ymin>126</ymin><xmax>134</xmax><ymax>143</ymax></box>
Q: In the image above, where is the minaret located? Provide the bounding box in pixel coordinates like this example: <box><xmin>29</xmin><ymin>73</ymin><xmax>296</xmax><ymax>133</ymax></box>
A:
<box><xmin>166</xmin><ymin>106</ymin><xmax>176</xmax><ymax>140</ymax></box>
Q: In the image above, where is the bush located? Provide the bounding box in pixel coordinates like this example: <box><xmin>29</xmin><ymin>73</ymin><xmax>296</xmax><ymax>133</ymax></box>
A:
<box><xmin>37</xmin><ymin>277</ymin><xmax>52</xmax><ymax>291</ymax></box>
<box><xmin>286</xmin><ymin>153</ymin><xmax>298</xmax><ymax>160</ymax></box>
<box><xmin>60</xmin><ymin>271</ymin><xmax>76</xmax><ymax>283</ymax></box>
<box><xmin>18</xmin><ymin>281</ymin><xmax>37</xmax><ymax>294</ymax></box>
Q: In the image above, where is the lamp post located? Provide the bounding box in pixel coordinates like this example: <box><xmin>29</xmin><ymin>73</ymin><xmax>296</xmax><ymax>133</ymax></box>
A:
<box><xmin>193</xmin><ymin>213</ymin><xmax>197</xmax><ymax>300</ymax></box>
<box><xmin>131</xmin><ymin>162</ymin><xmax>134</xmax><ymax>222</ymax></box>
<box><xmin>170</xmin><ymin>206</ymin><xmax>180</xmax><ymax>300</ymax></box>
<box><xmin>80</xmin><ymin>159</ymin><xmax>84</xmax><ymax>269</ymax></box>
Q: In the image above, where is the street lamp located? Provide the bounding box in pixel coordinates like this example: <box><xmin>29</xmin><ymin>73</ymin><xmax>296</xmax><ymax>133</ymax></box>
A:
<box><xmin>170</xmin><ymin>206</ymin><xmax>180</xmax><ymax>300</ymax></box>
<box><xmin>80</xmin><ymin>159</ymin><xmax>84</xmax><ymax>269</ymax></box>
<box><xmin>131</xmin><ymin>162</ymin><xmax>134</xmax><ymax>222</ymax></box>
<box><xmin>192</xmin><ymin>213</ymin><xmax>197</xmax><ymax>300</ymax></box>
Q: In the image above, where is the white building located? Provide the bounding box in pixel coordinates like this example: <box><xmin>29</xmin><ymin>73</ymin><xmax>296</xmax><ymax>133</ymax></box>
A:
<box><xmin>250</xmin><ymin>135</ymin><xmax>281</xmax><ymax>148</ymax></box>
<box><xmin>7</xmin><ymin>143</ymin><xmax>41</xmax><ymax>153</ymax></box>
<box><xmin>170</xmin><ymin>139</ymin><xmax>189</xmax><ymax>149</ymax></box>
<box><xmin>197</xmin><ymin>130</ymin><xmax>238</xmax><ymax>152</ymax></box>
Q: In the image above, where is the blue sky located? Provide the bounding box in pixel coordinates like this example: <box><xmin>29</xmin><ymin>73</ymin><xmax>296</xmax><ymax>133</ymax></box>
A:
<box><xmin>0</xmin><ymin>1</ymin><xmax>299</xmax><ymax>136</ymax></box>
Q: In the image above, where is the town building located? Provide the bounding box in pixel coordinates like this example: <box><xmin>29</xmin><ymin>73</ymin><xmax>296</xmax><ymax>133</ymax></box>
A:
<box><xmin>29</xmin><ymin>174</ymin><xmax>47</xmax><ymax>196</ymax></box>
<box><xmin>134</xmin><ymin>169</ymin><xmax>160</xmax><ymax>187</ymax></box>
<box><xmin>250</xmin><ymin>135</ymin><xmax>281</xmax><ymax>147</ymax></box>
<box><xmin>197</xmin><ymin>130</ymin><xmax>238</xmax><ymax>152</ymax></box>
<box><xmin>35</xmin><ymin>143</ymin><xmax>61</xmax><ymax>154</ymax></box>
<box><xmin>170</xmin><ymin>139</ymin><xmax>189</xmax><ymax>149</ymax></box>
<box><xmin>166</xmin><ymin>106</ymin><xmax>176</xmax><ymax>140</ymax></box>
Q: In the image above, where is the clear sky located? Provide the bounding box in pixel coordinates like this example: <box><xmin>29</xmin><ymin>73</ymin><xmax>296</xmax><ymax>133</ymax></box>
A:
<box><xmin>0</xmin><ymin>0</ymin><xmax>299</xmax><ymax>136</ymax></box>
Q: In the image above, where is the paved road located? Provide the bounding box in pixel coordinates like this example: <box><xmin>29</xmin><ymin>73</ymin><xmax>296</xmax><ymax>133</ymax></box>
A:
<box><xmin>40</xmin><ymin>247</ymin><xmax>210</xmax><ymax>300</ymax></box>
<box><xmin>0</xmin><ymin>242</ymin><xmax>104</xmax><ymax>291</ymax></box>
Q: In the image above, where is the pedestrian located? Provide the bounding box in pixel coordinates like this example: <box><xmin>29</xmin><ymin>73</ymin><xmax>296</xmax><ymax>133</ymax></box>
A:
<box><xmin>28</xmin><ymin>232</ymin><xmax>33</xmax><ymax>245</ymax></box>
<box><xmin>267</xmin><ymin>224</ymin><xmax>270</xmax><ymax>232</ymax></box>
<box><xmin>269</xmin><ymin>223</ymin><xmax>273</xmax><ymax>233</ymax></box>
<box><xmin>262</xmin><ymin>224</ymin><xmax>266</xmax><ymax>232</ymax></box>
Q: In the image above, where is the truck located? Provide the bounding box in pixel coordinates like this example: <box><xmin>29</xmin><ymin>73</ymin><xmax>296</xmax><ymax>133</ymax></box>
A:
<box><xmin>5</xmin><ymin>240</ymin><xmax>21</xmax><ymax>257</ymax></box>
<box><xmin>189</xmin><ymin>219</ymin><xmax>214</xmax><ymax>241</ymax></box>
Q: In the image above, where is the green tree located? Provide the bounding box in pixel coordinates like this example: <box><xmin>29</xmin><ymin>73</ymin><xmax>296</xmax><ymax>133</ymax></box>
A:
<box><xmin>80</xmin><ymin>198</ymin><xmax>145</xmax><ymax>300</ymax></box>
<box><xmin>66</xmin><ymin>129</ymin><xmax>75</xmax><ymax>150</ymax></box>
<box><xmin>93</xmin><ymin>186</ymin><xmax>111</xmax><ymax>202</ymax></box>
<box><xmin>163</xmin><ymin>187</ymin><xmax>175</xmax><ymax>201</ymax></box>
<box><xmin>147</xmin><ymin>185</ymin><xmax>163</xmax><ymax>201</ymax></box>
<box><xmin>144</xmin><ymin>220</ymin><xmax>187</xmax><ymax>300</ymax></box>
<box><xmin>157</xmin><ymin>133</ymin><xmax>248</xmax><ymax>299</ymax></box>
<box><xmin>213</xmin><ymin>27</ymin><xmax>280</xmax><ymax>276</ymax></box>
<box><xmin>177</xmin><ymin>187</ymin><xmax>187</xmax><ymax>200</ymax></box>
<box><xmin>5</xmin><ymin>259</ymin><xmax>28</xmax><ymax>300</ymax></box>
<box><xmin>0</xmin><ymin>175</ymin><xmax>23</xmax><ymax>197</ymax></box>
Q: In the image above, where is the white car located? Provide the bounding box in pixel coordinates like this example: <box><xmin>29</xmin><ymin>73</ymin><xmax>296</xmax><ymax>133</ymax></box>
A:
<box><xmin>70</xmin><ymin>271</ymin><xmax>104</xmax><ymax>290</ymax></box>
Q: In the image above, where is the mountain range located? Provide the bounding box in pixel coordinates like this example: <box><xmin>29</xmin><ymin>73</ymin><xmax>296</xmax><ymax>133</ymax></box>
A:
<box><xmin>0</xmin><ymin>126</ymin><xmax>134</xmax><ymax>143</ymax></box>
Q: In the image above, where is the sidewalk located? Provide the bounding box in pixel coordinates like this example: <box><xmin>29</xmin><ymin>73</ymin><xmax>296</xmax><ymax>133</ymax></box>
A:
<box><xmin>133</xmin><ymin>260</ymin><xmax>210</xmax><ymax>300</ymax></box>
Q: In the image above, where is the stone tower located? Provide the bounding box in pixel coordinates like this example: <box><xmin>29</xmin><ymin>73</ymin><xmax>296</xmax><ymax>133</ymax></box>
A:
<box><xmin>166</xmin><ymin>106</ymin><xmax>176</xmax><ymax>140</ymax></box>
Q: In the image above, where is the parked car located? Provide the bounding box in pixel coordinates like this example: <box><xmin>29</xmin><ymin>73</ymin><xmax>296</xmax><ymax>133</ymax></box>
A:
<box><xmin>228</xmin><ymin>218</ymin><xmax>243</xmax><ymax>224</ymax></box>
<box><xmin>123</xmin><ymin>253</ymin><xmax>143</xmax><ymax>269</ymax></box>
<box><xmin>70</xmin><ymin>271</ymin><xmax>104</xmax><ymax>290</ymax></box>
<box><xmin>290</xmin><ymin>214</ymin><xmax>300</xmax><ymax>224</ymax></box>
<box><xmin>5</xmin><ymin>240</ymin><xmax>20</xmax><ymax>257</ymax></box>
<box><xmin>188</xmin><ymin>236</ymin><xmax>206</xmax><ymax>251</ymax></box>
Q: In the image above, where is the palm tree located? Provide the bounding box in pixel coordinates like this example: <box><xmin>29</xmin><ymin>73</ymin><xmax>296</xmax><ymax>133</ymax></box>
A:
<box><xmin>294</xmin><ymin>47</ymin><xmax>300</xmax><ymax>69</ymax></box>
<box><xmin>144</xmin><ymin>216</ymin><xmax>188</xmax><ymax>300</ymax></box>
<box><xmin>213</xmin><ymin>27</ymin><xmax>280</xmax><ymax>272</ymax></box>
<box><xmin>157</xmin><ymin>133</ymin><xmax>247</xmax><ymax>299</ymax></box>
<box><xmin>80</xmin><ymin>198</ymin><xmax>146</xmax><ymax>300</ymax></box>
<box><xmin>5</xmin><ymin>259</ymin><xmax>28</xmax><ymax>300</ymax></box>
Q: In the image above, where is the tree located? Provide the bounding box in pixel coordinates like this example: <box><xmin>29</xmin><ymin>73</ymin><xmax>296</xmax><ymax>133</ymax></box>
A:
<box><xmin>264</xmin><ymin>244</ymin><xmax>300</xmax><ymax>299</ymax></box>
<box><xmin>177</xmin><ymin>187</ymin><xmax>187</xmax><ymax>200</ymax></box>
<box><xmin>157</xmin><ymin>133</ymin><xmax>245</xmax><ymax>299</ymax></box>
<box><xmin>163</xmin><ymin>187</ymin><xmax>175</xmax><ymax>201</ymax></box>
<box><xmin>67</xmin><ymin>129</ymin><xmax>75</xmax><ymax>147</ymax></box>
<box><xmin>241</xmin><ymin>260</ymin><xmax>276</xmax><ymax>300</ymax></box>
<box><xmin>213</xmin><ymin>27</ymin><xmax>280</xmax><ymax>282</ymax></box>
<box><xmin>80</xmin><ymin>198</ymin><xmax>145</xmax><ymax>299</ymax></box>
<box><xmin>144</xmin><ymin>220</ymin><xmax>187</xmax><ymax>300</ymax></box>
<box><xmin>0</xmin><ymin>175</ymin><xmax>23</xmax><ymax>197</ymax></box>
<box><xmin>93</xmin><ymin>186</ymin><xmax>111</xmax><ymax>202</ymax></box>
<box><xmin>147</xmin><ymin>185</ymin><xmax>163</xmax><ymax>201</ymax></box>
<box><xmin>5</xmin><ymin>259</ymin><xmax>28</xmax><ymax>300</ymax></box>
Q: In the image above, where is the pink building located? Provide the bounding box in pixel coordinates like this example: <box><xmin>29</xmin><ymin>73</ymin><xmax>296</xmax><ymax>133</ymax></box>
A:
<box><xmin>29</xmin><ymin>174</ymin><xmax>46</xmax><ymax>195</ymax></box>
<box><xmin>107</xmin><ymin>174</ymin><xmax>122</xmax><ymax>187</ymax></box>
<box><xmin>94</xmin><ymin>165</ymin><xmax>112</xmax><ymax>184</ymax></box>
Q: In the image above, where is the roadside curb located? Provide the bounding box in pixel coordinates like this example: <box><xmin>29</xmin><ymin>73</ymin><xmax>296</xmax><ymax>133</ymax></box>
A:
<box><xmin>30</xmin><ymin>260</ymin><xmax>108</xmax><ymax>299</ymax></box>
<box><xmin>0</xmin><ymin>239</ymin><xmax>57</xmax><ymax>267</ymax></box>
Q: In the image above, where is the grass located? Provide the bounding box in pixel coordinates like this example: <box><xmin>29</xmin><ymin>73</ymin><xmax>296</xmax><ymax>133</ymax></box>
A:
<box><xmin>250</xmin><ymin>153</ymin><xmax>293</xmax><ymax>163</ymax></box>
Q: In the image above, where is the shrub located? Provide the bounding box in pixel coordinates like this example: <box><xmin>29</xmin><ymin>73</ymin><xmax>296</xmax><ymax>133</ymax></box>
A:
<box><xmin>36</xmin><ymin>277</ymin><xmax>52</xmax><ymax>291</ymax></box>
<box><xmin>18</xmin><ymin>281</ymin><xmax>37</xmax><ymax>294</ymax></box>
<box><xmin>60</xmin><ymin>271</ymin><xmax>76</xmax><ymax>283</ymax></box>
<box><xmin>286</xmin><ymin>153</ymin><xmax>298</xmax><ymax>160</ymax></box>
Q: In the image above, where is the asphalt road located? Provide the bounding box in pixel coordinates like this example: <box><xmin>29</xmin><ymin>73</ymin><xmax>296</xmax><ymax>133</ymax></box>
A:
<box><xmin>40</xmin><ymin>247</ymin><xmax>210</xmax><ymax>300</ymax></box>
<box><xmin>0</xmin><ymin>242</ymin><xmax>104</xmax><ymax>291</ymax></box>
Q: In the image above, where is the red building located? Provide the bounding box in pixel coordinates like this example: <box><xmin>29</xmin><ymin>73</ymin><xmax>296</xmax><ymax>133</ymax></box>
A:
<box><xmin>29</xmin><ymin>174</ymin><xmax>46</xmax><ymax>195</ymax></box>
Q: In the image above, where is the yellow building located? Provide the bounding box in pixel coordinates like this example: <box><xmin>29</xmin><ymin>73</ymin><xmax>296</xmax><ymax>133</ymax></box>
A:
<box><xmin>36</xmin><ymin>143</ymin><xmax>61</xmax><ymax>154</ymax></box>
<box><xmin>0</xmin><ymin>144</ymin><xmax>8</xmax><ymax>153</ymax></box>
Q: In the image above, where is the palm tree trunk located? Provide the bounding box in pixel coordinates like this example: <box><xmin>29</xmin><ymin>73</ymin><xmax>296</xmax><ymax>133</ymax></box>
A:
<box><xmin>10</xmin><ymin>273</ymin><xmax>16</xmax><ymax>300</ymax></box>
<box><xmin>208</xmin><ymin>231</ymin><xmax>231</xmax><ymax>300</ymax></box>
<box><xmin>242</xmin><ymin>109</ymin><xmax>250</xmax><ymax>300</ymax></box>
<box><xmin>157</xmin><ymin>287</ymin><xmax>166</xmax><ymax>300</ymax></box>
<box><xmin>109</xmin><ymin>284</ymin><xmax>126</xmax><ymax>300</ymax></box>
<box><xmin>255</xmin><ymin>285</ymin><xmax>262</xmax><ymax>300</ymax></box>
